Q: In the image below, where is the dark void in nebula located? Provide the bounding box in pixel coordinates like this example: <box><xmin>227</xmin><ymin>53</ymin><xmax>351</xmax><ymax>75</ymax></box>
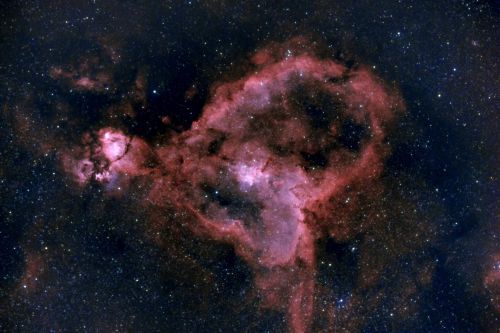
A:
<box><xmin>0</xmin><ymin>2</ymin><xmax>498</xmax><ymax>333</ymax></box>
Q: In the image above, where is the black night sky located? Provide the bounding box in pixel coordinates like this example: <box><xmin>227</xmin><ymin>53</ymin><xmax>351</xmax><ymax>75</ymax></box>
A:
<box><xmin>0</xmin><ymin>1</ymin><xmax>498</xmax><ymax>332</ymax></box>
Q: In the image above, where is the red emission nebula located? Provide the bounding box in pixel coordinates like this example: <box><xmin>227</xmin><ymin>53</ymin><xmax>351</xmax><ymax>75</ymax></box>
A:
<box><xmin>61</xmin><ymin>40</ymin><xmax>404</xmax><ymax>332</ymax></box>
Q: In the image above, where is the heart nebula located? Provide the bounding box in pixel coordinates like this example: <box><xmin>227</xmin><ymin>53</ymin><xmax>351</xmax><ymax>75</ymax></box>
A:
<box><xmin>63</xmin><ymin>41</ymin><xmax>404</xmax><ymax>333</ymax></box>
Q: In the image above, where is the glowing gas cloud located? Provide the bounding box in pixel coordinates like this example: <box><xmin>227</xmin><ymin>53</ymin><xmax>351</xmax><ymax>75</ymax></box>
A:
<box><xmin>62</xmin><ymin>40</ymin><xmax>404</xmax><ymax>332</ymax></box>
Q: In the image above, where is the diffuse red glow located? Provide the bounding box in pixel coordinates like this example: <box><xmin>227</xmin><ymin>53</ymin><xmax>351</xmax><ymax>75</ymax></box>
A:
<box><xmin>61</xmin><ymin>41</ymin><xmax>403</xmax><ymax>332</ymax></box>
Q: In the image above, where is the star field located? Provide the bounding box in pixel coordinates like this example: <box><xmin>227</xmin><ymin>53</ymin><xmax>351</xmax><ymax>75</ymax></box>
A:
<box><xmin>0</xmin><ymin>1</ymin><xmax>498</xmax><ymax>332</ymax></box>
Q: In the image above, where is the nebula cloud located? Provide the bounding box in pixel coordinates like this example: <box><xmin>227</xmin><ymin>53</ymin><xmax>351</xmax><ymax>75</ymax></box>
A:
<box><xmin>58</xmin><ymin>39</ymin><xmax>404</xmax><ymax>332</ymax></box>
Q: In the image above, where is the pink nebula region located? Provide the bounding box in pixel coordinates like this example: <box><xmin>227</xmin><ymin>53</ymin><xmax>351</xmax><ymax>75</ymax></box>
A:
<box><xmin>61</xmin><ymin>41</ymin><xmax>404</xmax><ymax>332</ymax></box>
<box><xmin>62</xmin><ymin>128</ymin><xmax>155</xmax><ymax>191</ymax></box>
